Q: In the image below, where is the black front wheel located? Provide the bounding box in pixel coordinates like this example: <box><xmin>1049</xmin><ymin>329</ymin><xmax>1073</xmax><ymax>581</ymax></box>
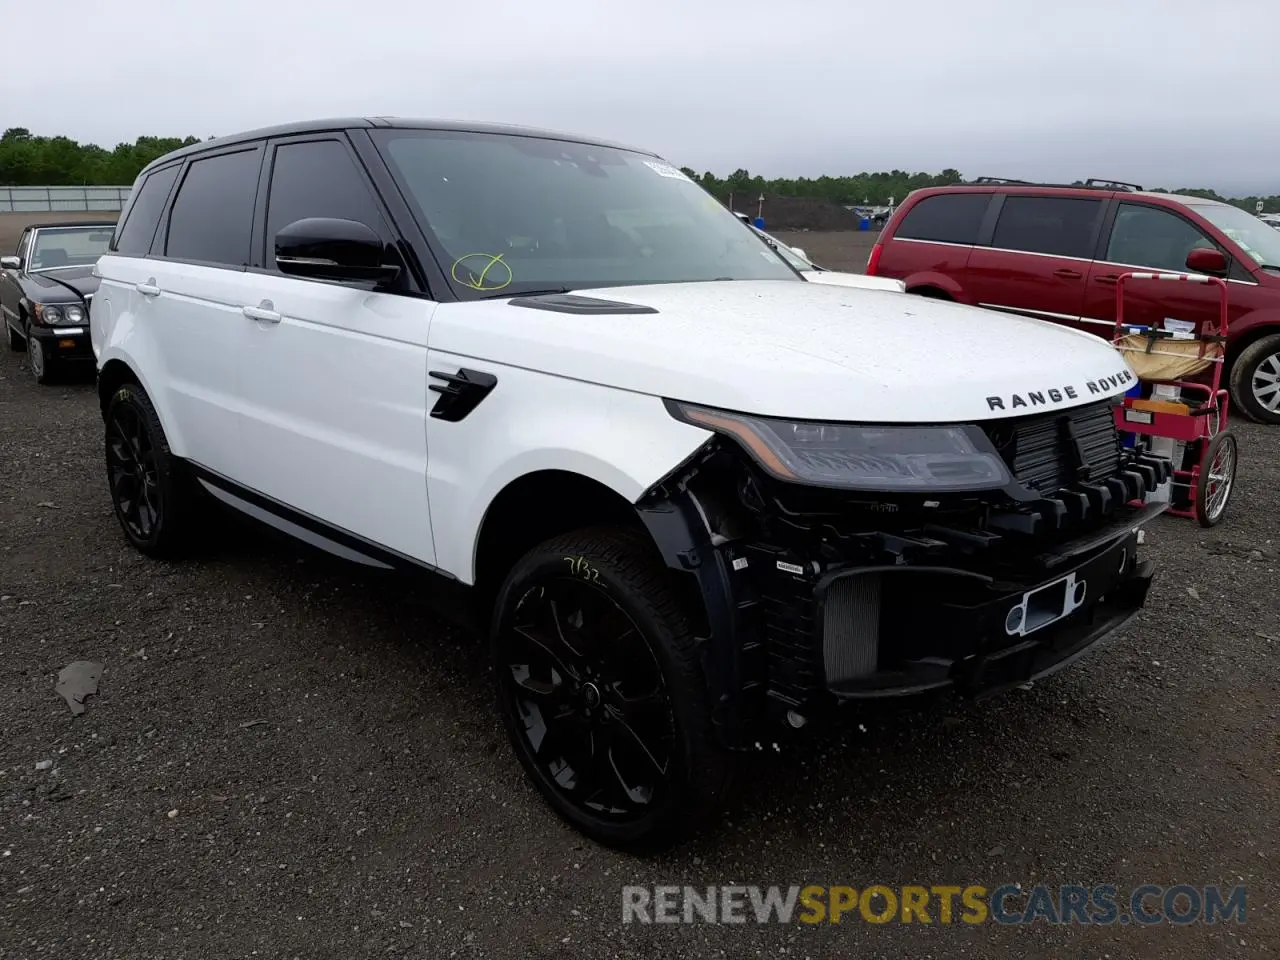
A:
<box><xmin>491</xmin><ymin>528</ymin><xmax>732</xmax><ymax>851</ymax></box>
<box><xmin>104</xmin><ymin>382</ymin><xmax>199</xmax><ymax>557</ymax></box>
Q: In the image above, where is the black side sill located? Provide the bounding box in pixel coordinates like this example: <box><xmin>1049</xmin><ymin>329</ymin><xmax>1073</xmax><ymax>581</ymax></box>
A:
<box><xmin>508</xmin><ymin>293</ymin><xmax>658</xmax><ymax>315</ymax></box>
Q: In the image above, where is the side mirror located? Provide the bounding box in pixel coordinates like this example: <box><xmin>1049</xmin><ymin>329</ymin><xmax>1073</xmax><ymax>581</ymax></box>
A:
<box><xmin>0</xmin><ymin>256</ymin><xmax>19</xmax><ymax>270</ymax></box>
<box><xmin>275</xmin><ymin>218</ymin><xmax>400</xmax><ymax>284</ymax></box>
<box><xmin>789</xmin><ymin>246</ymin><xmax>808</xmax><ymax>262</ymax></box>
<box><xmin>1185</xmin><ymin>247</ymin><xmax>1227</xmax><ymax>275</ymax></box>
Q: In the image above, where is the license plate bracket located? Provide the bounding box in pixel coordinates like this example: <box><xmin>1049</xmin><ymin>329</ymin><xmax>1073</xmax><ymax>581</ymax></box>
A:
<box><xmin>1004</xmin><ymin>571</ymin><xmax>1087</xmax><ymax>638</ymax></box>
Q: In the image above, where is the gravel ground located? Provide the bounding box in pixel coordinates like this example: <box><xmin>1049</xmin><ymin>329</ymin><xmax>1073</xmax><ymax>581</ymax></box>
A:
<box><xmin>1</xmin><ymin>333</ymin><xmax>1278</xmax><ymax>959</ymax></box>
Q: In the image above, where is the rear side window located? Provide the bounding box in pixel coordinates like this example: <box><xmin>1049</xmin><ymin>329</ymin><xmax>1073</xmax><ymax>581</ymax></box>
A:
<box><xmin>165</xmin><ymin>148</ymin><xmax>261</xmax><ymax>267</ymax></box>
<box><xmin>114</xmin><ymin>165</ymin><xmax>179</xmax><ymax>257</ymax></box>
<box><xmin>991</xmin><ymin>196</ymin><xmax>1103</xmax><ymax>259</ymax></box>
<box><xmin>1105</xmin><ymin>203</ymin><xmax>1217</xmax><ymax>272</ymax></box>
<box><xmin>264</xmin><ymin>139</ymin><xmax>385</xmax><ymax>258</ymax></box>
<box><xmin>894</xmin><ymin>193</ymin><xmax>990</xmax><ymax>245</ymax></box>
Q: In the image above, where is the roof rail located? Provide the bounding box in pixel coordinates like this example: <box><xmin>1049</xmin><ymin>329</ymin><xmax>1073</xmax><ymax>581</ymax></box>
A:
<box><xmin>967</xmin><ymin>176</ymin><xmax>1146</xmax><ymax>192</ymax></box>
<box><xmin>1084</xmin><ymin>177</ymin><xmax>1144</xmax><ymax>192</ymax></box>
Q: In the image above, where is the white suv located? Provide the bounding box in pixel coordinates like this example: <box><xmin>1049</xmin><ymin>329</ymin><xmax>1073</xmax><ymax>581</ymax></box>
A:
<box><xmin>91</xmin><ymin>118</ymin><xmax>1170</xmax><ymax>850</ymax></box>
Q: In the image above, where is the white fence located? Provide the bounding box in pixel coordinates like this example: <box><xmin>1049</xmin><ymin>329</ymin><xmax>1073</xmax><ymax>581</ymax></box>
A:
<box><xmin>0</xmin><ymin>186</ymin><xmax>132</xmax><ymax>213</ymax></box>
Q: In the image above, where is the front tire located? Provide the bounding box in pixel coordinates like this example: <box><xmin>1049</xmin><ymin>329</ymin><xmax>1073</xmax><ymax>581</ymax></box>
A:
<box><xmin>26</xmin><ymin>324</ymin><xmax>54</xmax><ymax>385</ymax></box>
<box><xmin>104</xmin><ymin>381</ymin><xmax>199</xmax><ymax>557</ymax></box>
<box><xmin>1229</xmin><ymin>333</ymin><xmax>1280</xmax><ymax>424</ymax></box>
<box><xmin>491</xmin><ymin>528</ymin><xmax>732</xmax><ymax>851</ymax></box>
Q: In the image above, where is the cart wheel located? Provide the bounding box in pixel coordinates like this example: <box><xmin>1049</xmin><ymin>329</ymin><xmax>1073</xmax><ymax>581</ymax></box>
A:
<box><xmin>1195</xmin><ymin>430</ymin><xmax>1237</xmax><ymax>527</ymax></box>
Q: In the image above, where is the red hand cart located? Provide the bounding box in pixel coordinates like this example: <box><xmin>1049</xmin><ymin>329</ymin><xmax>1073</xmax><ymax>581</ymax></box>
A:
<box><xmin>1111</xmin><ymin>270</ymin><xmax>1238</xmax><ymax>527</ymax></box>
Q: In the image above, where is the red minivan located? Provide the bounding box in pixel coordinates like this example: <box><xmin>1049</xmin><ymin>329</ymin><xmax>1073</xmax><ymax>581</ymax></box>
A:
<box><xmin>867</xmin><ymin>181</ymin><xmax>1280</xmax><ymax>424</ymax></box>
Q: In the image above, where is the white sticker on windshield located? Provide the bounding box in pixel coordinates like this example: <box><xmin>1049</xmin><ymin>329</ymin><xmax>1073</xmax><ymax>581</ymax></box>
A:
<box><xmin>644</xmin><ymin>161</ymin><xmax>693</xmax><ymax>182</ymax></box>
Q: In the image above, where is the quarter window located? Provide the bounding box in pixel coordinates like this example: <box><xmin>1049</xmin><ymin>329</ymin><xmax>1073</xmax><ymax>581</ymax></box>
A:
<box><xmin>991</xmin><ymin>196</ymin><xmax>1104</xmax><ymax>259</ymax></box>
<box><xmin>1105</xmin><ymin>203</ymin><xmax>1217</xmax><ymax>272</ymax></box>
<box><xmin>114</xmin><ymin>165</ymin><xmax>179</xmax><ymax>257</ymax></box>
<box><xmin>165</xmin><ymin>149</ymin><xmax>262</xmax><ymax>266</ymax></box>
<box><xmin>264</xmin><ymin>139</ymin><xmax>386</xmax><ymax>260</ymax></box>
<box><xmin>894</xmin><ymin>193</ymin><xmax>990</xmax><ymax>245</ymax></box>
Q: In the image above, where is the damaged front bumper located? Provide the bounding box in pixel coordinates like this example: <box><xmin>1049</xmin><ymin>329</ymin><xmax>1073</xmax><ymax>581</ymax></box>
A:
<box><xmin>637</xmin><ymin>429</ymin><xmax>1170</xmax><ymax>751</ymax></box>
<box><xmin>799</xmin><ymin>513</ymin><xmax>1157</xmax><ymax>701</ymax></box>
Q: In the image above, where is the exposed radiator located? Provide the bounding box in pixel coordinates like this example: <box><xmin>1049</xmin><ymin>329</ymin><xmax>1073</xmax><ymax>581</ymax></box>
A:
<box><xmin>822</xmin><ymin>573</ymin><xmax>882</xmax><ymax>684</ymax></box>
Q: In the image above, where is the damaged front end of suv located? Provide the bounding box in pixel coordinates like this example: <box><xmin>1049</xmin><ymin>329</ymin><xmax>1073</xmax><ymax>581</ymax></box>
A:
<box><xmin>638</xmin><ymin>394</ymin><xmax>1171</xmax><ymax>751</ymax></box>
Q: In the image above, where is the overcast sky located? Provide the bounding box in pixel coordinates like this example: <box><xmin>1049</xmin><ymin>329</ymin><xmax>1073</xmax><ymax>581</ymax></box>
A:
<box><xmin>12</xmin><ymin>0</ymin><xmax>1277</xmax><ymax>194</ymax></box>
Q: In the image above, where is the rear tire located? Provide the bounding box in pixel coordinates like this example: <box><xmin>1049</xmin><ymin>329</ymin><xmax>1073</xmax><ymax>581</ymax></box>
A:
<box><xmin>1228</xmin><ymin>333</ymin><xmax>1280</xmax><ymax>424</ymax></box>
<box><xmin>104</xmin><ymin>381</ymin><xmax>200</xmax><ymax>558</ymax></box>
<box><xmin>491</xmin><ymin>527</ymin><xmax>732</xmax><ymax>852</ymax></box>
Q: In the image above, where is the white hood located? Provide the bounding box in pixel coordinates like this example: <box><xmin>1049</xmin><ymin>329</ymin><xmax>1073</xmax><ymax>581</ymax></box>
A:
<box><xmin>431</xmin><ymin>280</ymin><xmax>1137</xmax><ymax>423</ymax></box>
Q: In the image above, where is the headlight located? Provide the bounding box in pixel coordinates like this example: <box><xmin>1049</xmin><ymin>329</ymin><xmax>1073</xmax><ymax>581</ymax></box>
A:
<box><xmin>667</xmin><ymin>400</ymin><xmax>1012</xmax><ymax>492</ymax></box>
<box><xmin>34</xmin><ymin>303</ymin><xmax>85</xmax><ymax>325</ymax></box>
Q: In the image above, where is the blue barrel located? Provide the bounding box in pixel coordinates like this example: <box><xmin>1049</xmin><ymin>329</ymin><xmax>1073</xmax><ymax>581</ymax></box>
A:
<box><xmin>859</xmin><ymin>217</ymin><xmax>871</xmax><ymax>231</ymax></box>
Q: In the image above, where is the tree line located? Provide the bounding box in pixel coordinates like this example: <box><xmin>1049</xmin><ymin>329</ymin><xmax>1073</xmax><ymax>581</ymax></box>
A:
<box><xmin>680</xmin><ymin>167</ymin><xmax>1280</xmax><ymax>216</ymax></box>
<box><xmin>2</xmin><ymin>127</ymin><xmax>1275</xmax><ymax>215</ymax></box>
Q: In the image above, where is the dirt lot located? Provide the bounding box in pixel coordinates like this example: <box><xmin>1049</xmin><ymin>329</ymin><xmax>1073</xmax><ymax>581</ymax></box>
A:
<box><xmin>1</xmin><ymin>243</ymin><xmax>1278</xmax><ymax>959</ymax></box>
<box><xmin>770</xmin><ymin>230</ymin><xmax>879</xmax><ymax>273</ymax></box>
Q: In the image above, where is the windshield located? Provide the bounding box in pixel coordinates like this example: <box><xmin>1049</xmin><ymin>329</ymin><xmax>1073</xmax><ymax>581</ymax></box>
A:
<box><xmin>371</xmin><ymin>129</ymin><xmax>799</xmax><ymax>298</ymax></box>
<box><xmin>1185</xmin><ymin>203</ymin><xmax>1280</xmax><ymax>268</ymax></box>
<box><xmin>28</xmin><ymin>226</ymin><xmax>114</xmax><ymax>272</ymax></box>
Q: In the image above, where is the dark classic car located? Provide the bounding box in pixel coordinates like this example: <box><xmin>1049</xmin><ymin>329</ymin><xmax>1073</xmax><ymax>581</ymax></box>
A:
<box><xmin>2</xmin><ymin>220</ymin><xmax>115</xmax><ymax>384</ymax></box>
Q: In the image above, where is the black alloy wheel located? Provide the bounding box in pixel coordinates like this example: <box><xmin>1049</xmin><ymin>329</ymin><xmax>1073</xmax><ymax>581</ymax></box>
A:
<box><xmin>107</xmin><ymin>399</ymin><xmax>162</xmax><ymax>543</ymax></box>
<box><xmin>504</xmin><ymin>576</ymin><xmax>675</xmax><ymax>817</ymax></box>
<box><xmin>492</xmin><ymin>529</ymin><xmax>731</xmax><ymax>851</ymax></box>
<box><xmin>103</xmin><ymin>382</ymin><xmax>198</xmax><ymax>557</ymax></box>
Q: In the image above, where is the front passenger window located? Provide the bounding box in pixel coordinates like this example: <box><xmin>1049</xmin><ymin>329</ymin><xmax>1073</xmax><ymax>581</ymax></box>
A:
<box><xmin>1105</xmin><ymin>203</ymin><xmax>1217</xmax><ymax>273</ymax></box>
<box><xmin>264</xmin><ymin>139</ymin><xmax>387</xmax><ymax>264</ymax></box>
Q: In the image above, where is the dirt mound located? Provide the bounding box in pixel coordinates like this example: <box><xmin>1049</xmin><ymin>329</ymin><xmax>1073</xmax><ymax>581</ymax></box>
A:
<box><xmin>726</xmin><ymin>195</ymin><xmax>863</xmax><ymax>232</ymax></box>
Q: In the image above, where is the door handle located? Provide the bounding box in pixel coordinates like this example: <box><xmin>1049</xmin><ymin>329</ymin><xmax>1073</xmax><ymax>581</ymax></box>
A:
<box><xmin>242</xmin><ymin>300</ymin><xmax>281</xmax><ymax>324</ymax></box>
<box><xmin>135</xmin><ymin>279</ymin><xmax>161</xmax><ymax>297</ymax></box>
<box><xmin>1094</xmin><ymin>275</ymin><xmax>1119</xmax><ymax>286</ymax></box>
<box><xmin>1054</xmin><ymin>268</ymin><xmax>1083</xmax><ymax>280</ymax></box>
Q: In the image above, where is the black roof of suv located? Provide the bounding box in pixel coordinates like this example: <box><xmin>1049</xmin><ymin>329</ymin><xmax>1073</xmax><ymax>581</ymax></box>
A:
<box><xmin>135</xmin><ymin>117</ymin><xmax>660</xmax><ymax>179</ymax></box>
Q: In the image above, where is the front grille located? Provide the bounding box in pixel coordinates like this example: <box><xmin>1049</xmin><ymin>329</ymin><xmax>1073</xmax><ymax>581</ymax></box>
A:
<box><xmin>982</xmin><ymin>400</ymin><xmax>1121</xmax><ymax>494</ymax></box>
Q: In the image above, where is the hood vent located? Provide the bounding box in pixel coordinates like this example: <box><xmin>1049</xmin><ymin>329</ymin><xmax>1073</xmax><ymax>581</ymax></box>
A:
<box><xmin>508</xmin><ymin>293</ymin><xmax>658</xmax><ymax>315</ymax></box>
